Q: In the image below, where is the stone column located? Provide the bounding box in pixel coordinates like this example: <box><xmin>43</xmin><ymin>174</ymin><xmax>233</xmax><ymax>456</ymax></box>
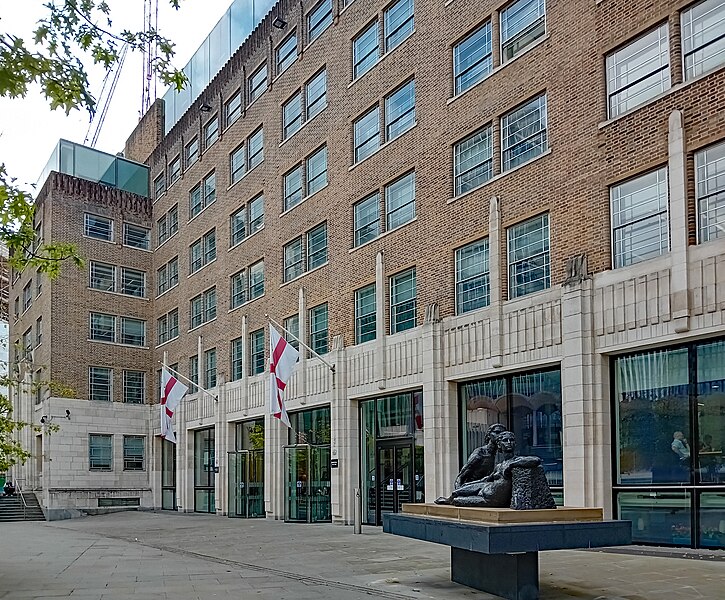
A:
<box><xmin>265</xmin><ymin>412</ymin><xmax>286</xmax><ymax>519</ymax></box>
<box><xmin>375</xmin><ymin>251</ymin><xmax>387</xmax><ymax>388</ymax></box>
<box><xmin>298</xmin><ymin>287</ymin><xmax>307</xmax><ymax>404</ymax></box>
<box><xmin>215</xmin><ymin>373</ymin><xmax>227</xmax><ymax>515</ymax></box>
<box><xmin>489</xmin><ymin>197</ymin><xmax>503</xmax><ymax>368</ymax></box>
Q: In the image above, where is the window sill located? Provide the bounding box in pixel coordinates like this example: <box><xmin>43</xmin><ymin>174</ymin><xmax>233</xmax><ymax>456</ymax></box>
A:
<box><xmin>349</xmin><ymin>123</ymin><xmax>418</xmax><ymax>172</ymax></box>
<box><xmin>188</xmin><ymin>317</ymin><xmax>217</xmax><ymax>334</ymax></box>
<box><xmin>279</xmin><ymin>107</ymin><xmax>327</xmax><ymax>148</ymax></box>
<box><xmin>228</xmin><ymin>225</ymin><xmax>265</xmax><ymax>252</ymax></box>
<box><xmin>187</xmin><ymin>199</ymin><xmax>217</xmax><ymax>225</ymax></box>
<box><xmin>279</xmin><ymin>184</ymin><xmax>329</xmax><ymax>218</ymax></box>
<box><xmin>447</xmin><ymin>148</ymin><xmax>552</xmax><ymax>204</ymax></box>
<box><xmin>348</xmin><ymin>30</ymin><xmax>414</xmax><ymax>90</ymax></box>
<box><xmin>598</xmin><ymin>62</ymin><xmax>725</xmax><ymax>129</ymax></box>
<box><xmin>87</xmin><ymin>339</ymin><xmax>149</xmax><ymax>350</ymax></box>
<box><xmin>227</xmin><ymin>160</ymin><xmax>264</xmax><ymax>192</ymax></box>
<box><xmin>246</xmin><ymin>92</ymin><xmax>265</xmax><ymax>113</ymax></box>
<box><xmin>155</xmin><ymin>336</ymin><xmax>179</xmax><ymax>349</ymax></box>
<box><xmin>349</xmin><ymin>216</ymin><xmax>418</xmax><ymax>254</ymax></box>
<box><xmin>87</xmin><ymin>288</ymin><xmax>149</xmax><ymax>301</ymax></box>
<box><xmin>184</xmin><ymin>158</ymin><xmax>199</xmax><ymax>172</ymax></box>
<box><xmin>153</xmin><ymin>191</ymin><xmax>166</xmax><ymax>204</ymax></box>
<box><xmin>187</xmin><ymin>258</ymin><xmax>217</xmax><ymax>279</ymax></box>
<box><xmin>272</xmin><ymin>61</ymin><xmax>296</xmax><ymax>86</ymax></box>
<box><xmin>155</xmin><ymin>283</ymin><xmax>179</xmax><ymax>300</ymax></box>
<box><xmin>122</xmin><ymin>244</ymin><xmax>152</xmax><ymax>253</ymax></box>
<box><xmin>279</xmin><ymin>261</ymin><xmax>329</xmax><ymax>289</ymax></box>
<box><xmin>82</xmin><ymin>235</ymin><xmax>115</xmax><ymax>245</ymax></box>
<box><xmin>340</xmin><ymin>0</ymin><xmax>356</xmax><ymax>16</ymax></box>
<box><xmin>228</xmin><ymin>292</ymin><xmax>265</xmax><ymax>315</ymax></box>
<box><xmin>156</xmin><ymin>231</ymin><xmax>179</xmax><ymax>251</ymax></box>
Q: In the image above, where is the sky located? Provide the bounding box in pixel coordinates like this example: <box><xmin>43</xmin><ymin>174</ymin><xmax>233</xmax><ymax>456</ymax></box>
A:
<box><xmin>0</xmin><ymin>0</ymin><xmax>233</xmax><ymax>189</ymax></box>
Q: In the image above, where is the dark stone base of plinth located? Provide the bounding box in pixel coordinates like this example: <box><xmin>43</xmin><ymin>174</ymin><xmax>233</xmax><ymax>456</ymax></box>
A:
<box><xmin>451</xmin><ymin>547</ymin><xmax>539</xmax><ymax>600</ymax></box>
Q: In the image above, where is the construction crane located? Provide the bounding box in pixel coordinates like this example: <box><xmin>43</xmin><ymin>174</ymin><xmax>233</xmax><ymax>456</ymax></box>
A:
<box><xmin>141</xmin><ymin>0</ymin><xmax>160</xmax><ymax>116</ymax></box>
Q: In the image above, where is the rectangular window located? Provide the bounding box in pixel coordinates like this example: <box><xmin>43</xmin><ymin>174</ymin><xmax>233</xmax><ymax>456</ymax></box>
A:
<box><xmin>230</xmin><ymin>144</ymin><xmax>246</xmax><ymax>184</ymax></box>
<box><xmin>204</xmin><ymin>348</ymin><xmax>217</xmax><ymax>388</ymax></box>
<box><xmin>386</xmin><ymin>172</ymin><xmax>416</xmax><ymax>230</ymax></box>
<box><xmin>90</xmin><ymin>313</ymin><xmax>116</xmax><ymax>342</ymax></box>
<box><xmin>390</xmin><ymin>268</ymin><xmax>417</xmax><ymax>334</ymax></box>
<box><xmin>354</xmin><ymin>193</ymin><xmax>380</xmax><ymax>246</ymax></box>
<box><xmin>84</xmin><ymin>213</ymin><xmax>113</xmax><ymax>241</ymax></box>
<box><xmin>306</xmin><ymin>68</ymin><xmax>327</xmax><ymax>120</ymax></box>
<box><xmin>277</xmin><ymin>33</ymin><xmax>298</xmax><ymax>74</ymax></box>
<box><xmin>185</xmin><ymin>137</ymin><xmax>199</xmax><ymax>168</ymax></box>
<box><xmin>284</xmin><ymin>165</ymin><xmax>303</xmax><ymax>211</ymax></box>
<box><xmin>354</xmin><ymin>106</ymin><xmax>380</xmax><ymax>163</ymax></box>
<box><xmin>121</xmin><ymin>317</ymin><xmax>146</xmax><ymax>346</ymax></box>
<box><xmin>454</xmin><ymin>22</ymin><xmax>493</xmax><ymax>95</ymax></box>
<box><xmin>22</xmin><ymin>327</ymin><xmax>32</xmax><ymax>360</ymax></box>
<box><xmin>203</xmin><ymin>172</ymin><xmax>216</xmax><ymax>208</ymax></box>
<box><xmin>250</xmin><ymin>329</ymin><xmax>265</xmax><ymax>375</ymax></box>
<box><xmin>611</xmin><ymin>168</ymin><xmax>669</xmax><ymax>268</ymax></box>
<box><xmin>248</xmin><ymin>127</ymin><xmax>264</xmax><ymax>170</ymax></box>
<box><xmin>682</xmin><ymin>0</ymin><xmax>725</xmax><ymax>80</ymax></box>
<box><xmin>190</xmin><ymin>288</ymin><xmax>217</xmax><ymax>328</ymax></box>
<box><xmin>284</xmin><ymin>237</ymin><xmax>304</xmax><ymax>282</ymax></box>
<box><xmin>190</xmin><ymin>230</ymin><xmax>216</xmax><ymax>273</ymax></box>
<box><xmin>189</xmin><ymin>355</ymin><xmax>199</xmax><ymax>386</ymax></box>
<box><xmin>157</xmin><ymin>309</ymin><xmax>179</xmax><ymax>345</ymax></box>
<box><xmin>696</xmin><ymin>140</ymin><xmax>725</xmax><ymax>243</ymax></box>
<box><xmin>306</xmin><ymin>146</ymin><xmax>328</xmax><ymax>195</ymax></box>
<box><xmin>230</xmin><ymin>269</ymin><xmax>247</xmax><ymax>308</ymax></box>
<box><xmin>231</xmin><ymin>337</ymin><xmax>244</xmax><ymax>381</ymax></box>
<box><xmin>249</xmin><ymin>194</ymin><xmax>264</xmax><ymax>233</ymax></box>
<box><xmin>190</xmin><ymin>184</ymin><xmax>202</xmax><ymax>218</ymax></box>
<box><xmin>35</xmin><ymin>316</ymin><xmax>43</xmax><ymax>347</ymax></box>
<box><xmin>249</xmin><ymin>260</ymin><xmax>265</xmax><ymax>299</ymax></box>
<box><xmin>225</xmin><ymin>91</ymin><xmax>242</xmax><ymax>127</ymax></box>
<box><xmin>36</xmin><ymin>270</ymin><xmax>42</xmax><ymax>296</ymax></box>
<box><xmin>307</xmin><ymin>222</ymin><xmax>328</xmax><ymax>269</ymax></box>
<box><xmin>157</xmin><ymin>204</ymin><xmax>178</xmax><ymax>246</ymax></box>
<box><xmin>309</xmin><ymin>303</ymin><xmax>329</xmax><ymax>355</ymax></box>
<box><xmin>154</xmin><ymin>174</ymin><xmax>165</xmax><ymax>200</ymax></box>
<box><xmin>308</xmin><ymin>0</ymin><xmax>333</xmax><ymax>42</ymax></box>
<box><xmin>123</xmin><ymin>223</ymin><xmax>150</xmax><ymax>250</ymax></box>
<box><xmin>90</xmin><ymin>262</ymin><xmax>116</xmax><ymax>292</ymax></box>
<box><xmin>455</xmin><ymin>125</ymin><xmax>493</xmax><ymax>196</ymax></box>
<box><xmin>355</xmin><ymin>284</ymin><xmax>376</xmax><ymax>343</ymax></box>
<box><xmin>283</xmin><ymin>92</ymin><xmax>302</xmax><ymax>139</ymax></box>
<box><xmin>606</xmin><ymin>24</ymin><xmax>670</xmax><ymax>118</ymax></box>
<box><xmin>507</xmin><ymin>213</ymin><xmax>551</xmax><ymax>298</ymax></box>
<box><xmin>230</xmin><ymin>205</ymin><xmax>247</xmax><ymax>247</ymax></box>
<box><xmin>121</xmin><ymin>267</ymin><xmax>146</xmax><ymax>298</ymax></box>
<box><xmin>168</xmin><ymin>155</ymin><xmax>180</xmax><ymax>186</ymax></box>
<box><xmin>89</xmin><ymin>433</ymin><xmax>112</xmax><ymax>469</ymax></box>
<box><xmin>385</xmin><ymin>80</ymin><xmax>415</xmax><ymax>141</ymax></box>
<box><xmin>501</xmin><ymin>94</ymin><xmax>547</xmax><ymax>171</ymax></box>
<box><xmin>204</xmin><ymin>116</ymin><xmax>219</xmax><ymax>148</ymax></box>
<box><xmin>456</xmin><ymin>238</ymin><xmax>490</xmax><ymax>314</ymax></box>
<box><xmin>354</xmin><ymin>21</ymin><xmax>380</xmax><ymax>79</ymax></box>
<box><xmin>123</xmin><ymin>436</ymin><xmax>145</xmax><ymax>470</ymax></box>
<box><xmin>384</xmin><ymin>0</ymin><xmax>414</xmax><ymax>52</ymax></box>
<box><xmin>89</xmin><ymin>367</ymin><xmax>112</xmax><ymax>402</ymax></box>
<box><xmin>190</xmin><ymin>172</ymin><xmax>216</xmax><ymax>218</ymax></box>
<box><xmin>284</xmin><ymin>314</ymin><xmax>300</xmax><ymax>350</ymax></box>
<box><xmin>249</xmin><ymin>64</ymin><xmax>268</xmax><ymax>103</ymax></box>
<box><xmin>22</xmin><ymin>282</ymin><xmax>32</xmax><ymax>311</ymax></box>
<box><xmin>123</xmin><ymin>371</ymin><xmax>145</xmax><ymax>404</ymax></box>
<box><xmin>500</xmin><ymin>0</ymin><xmax>546</xmax><ymax>62</ymax></box>
<box><xmin>157</xmin><ymin>257</ymin><xmax>178</xmax><ymax>295</ymax></box>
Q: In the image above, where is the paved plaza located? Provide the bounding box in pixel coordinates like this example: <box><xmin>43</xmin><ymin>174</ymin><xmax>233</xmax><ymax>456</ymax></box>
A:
<box><xmin>0</xmin><ymin>511</ymin><xmax>723</xmax><ymax>600</ymax></box>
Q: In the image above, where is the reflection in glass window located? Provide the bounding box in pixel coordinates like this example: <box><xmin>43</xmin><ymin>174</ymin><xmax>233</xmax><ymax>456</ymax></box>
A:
<box><xmin>507</xmin><ymin>213</ymin><xmax>550</xmax><ymax>298</ymax></box>
<box><xmin>681</xmin><ymin>0</ymin><xmax>725</xmax><ymax>81</ymax></box>
<box><xmin>309</xmin><ymin>303</ymin><xmax>329</xmax><ymax>355</ymax></box>
<box><xmin>354</xmin><ymin>106</ymin><xmax>380</xmax><ymax>163</ymax></box>
<box><xmin>249</xmin><ymin>64</ymin><xmax>268</xmax><ymax>103</ymax></box>
<box><xmin>308</xmin><ymin>0</ymin><xmax>333</xmax><ymax>42</ymax></box>
<box><xmin>355</xmin><ymin>284</ymin><xmax>376</xmax><ymax>344</ymax></box>
<box><xmin>354</xmin><ymin>21</ymin><xmax>380</xmax><ymax>79</ymax></box>
<box><xmin>386</xmin><ymin>172</ymin><xmax>416</xmax><ymax>231</ymax></box>
<box><xmin>384</xmin><ymin>0</ymin><xmax>414</xmax><ymax>52</ymax></box>
<box><xmin>390</xmin><ymin>268</ymin><xmax>416</xmax><ymax>334</ymax></box>
<box><xmin>454</xmin><ymin>125</ymin><xmax>493</xmax><ymax>196</ymax></box>
<box><xmin>277</xmin><ymin>33</ymin><xmax>298</xmax><ymax>74</ymax></box>
<box><xmin>306</xmin><ymin>68</ymin><xmax>327</xmax><ymax>120</ymax></box>
<box><xmin>385</xmin><ymin>80</ymin><xmax>415</xmax><ymax>141</ymax></box>
<box><xmin>456</xmin><ymin>238</ymin><xmax>490</xmax><ymax>314</ymax></box>
<box><xmin>500</xmin><ymin>0</ymin><xmax>546</xmax><ymax>62</ymax></box>
<box><xmin>354</xmin><ymin>193</ymin><xmax>380</xmax><ymax>247</ymax></box>
<box><xmin>283</xmin><ymin>92</ymin><xmax>302</xmax><ymax>139</ymax></box>
<box><xmin>501</xmin><ymin>94</ymin><xmax>548</xmax><ymax>171</ymax></box>
<box><xmin>454</xmin><ymin>22</ymin><xmax>492</xmax><ymax>95</ymax></box>
<box><xmin>696</xmin><ymin>140</ymin><xmax>725</xmax><ymax>243</ymax></box>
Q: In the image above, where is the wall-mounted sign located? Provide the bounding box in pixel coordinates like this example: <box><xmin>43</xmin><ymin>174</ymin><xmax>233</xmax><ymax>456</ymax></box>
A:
<box><xmin>330</xmin><ymin>459</ymin><xmax>339</xmax><ymax>468</ymax></box>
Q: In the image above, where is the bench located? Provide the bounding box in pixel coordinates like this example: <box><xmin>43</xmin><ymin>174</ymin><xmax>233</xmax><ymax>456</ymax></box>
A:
<box><xmin>383</xmin><ymin>505</ymin><xmax>632</xmax><ymax>600</ymax></box>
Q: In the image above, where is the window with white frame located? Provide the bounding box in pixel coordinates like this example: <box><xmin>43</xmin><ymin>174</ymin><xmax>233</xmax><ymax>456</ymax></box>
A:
<box><xmin>230</xmin><ymin>194</ymin><xmax>264</xmax><ymax>247</ymax></box>
<box><xmin>190</xmin><ymin>172</ymin><xmax>216</xmax><ymax>219</ymax></box>
<box><xmin>225</xmin><ymin>90</ymin><xmax>242</xmax><ymax>127</ymax></box>
<box><xmin>189</xmin><ymin>355</ymin><xmax>199</xmax><ymax>385</ymax></box>
<box><xmin>277</xmin><ymin>32</ymin><xmax>298</xmax><ymax>74</ymax></box>
<box><xmin>507</xmin><ymin>213</ymin><xmax>550</xmax><ymax>298</ymax></box>
<box><xmin>500</xmin><ymin>0</ymin><xmax>546</xmax><ymax>63</ymax></box>
<box><xmin>354</xmin><ymin>21</ymin><xmax>380</xmax><ymax>79</ymax></box>
<box><xmin>390</xmin><ymin>268</ymin><xmax>417</xmax><ymax>334</ymax></box>
<box><xmin>154</xmin><ymin>174</ymin><xmax>165</xmax><ymax>200</ymax></box>
<box><xmin>230</xmin><ymin>269</ymin><xmax>247</xmax><ymax>309</ymax></box>
<box><xmin>84</xmin><ymin>213</ymin><xmax>113</xmax><ymax>241</ymax></box>
<box><xmin>123</xmin><ymin>435</ymin><xmax>145</xmax><ymax>470</ymax></box>
<box><xmin>189</xmin><ymin>229</ymin><xmax>216</xmax><ymax>274</ymax></box>
<box><xmin>386</xmin><ymin>171</ymin><xmax>416</xmax><ymax>230</ymax></box>
<box><xmin>308</xmin><ymin>0</ymin><xmax>333</xmax><ymax>42</ymax></box>
<box><xmin>284</xmin><ymin>165</ymin><xmax>303</xmax><ymax>211</ymax></box>
<box><xmin>89</xmin><ymin>432</ymin><xmax>112</xmax><ymax>468</ymax></box>
<box><xmin>248</xmin><ymin>127</ymin><xmax>264</xmax><ymax>169</ymax></box>
<box><xmin>90</xmin><ymin>262</ymin><xmax>116</xmax><ymax>292</ymax></box>
<box><xmin>157</xmin><ymin>309</ymin><xmax>179</xmax><ymax>345</ymax></box>
<box><xmin>121</xmin><ymin>267</ymin><xmax>146</xmax><ymax>298</ymax></box>
<box><xmin>123</xmin><ymin>371</ymin><xmax>145</xmax><ymax>404</ymax></box>
<box><xmin>230</xmin><ymin>128</ymin><xmax>264</xmax><ymax>185</ymax></box>
<box><xmin>283</xmin><ymin>237</ymin><xmax>304</xmax><ymax>282</ymax></box>
<box><xmin>190</xmin><ymin>287</ymin><xmax>217</xmax><ymax>329</ymax></box>
<box><xmin>284</xmin><ymin>146</ymin><xmax>328</xmax><ymax>211</ymax></box>
<box><xmin>354</xmin><ymin>106</ymin><xmax>380</xmax><ymax>163</ymax></box>
<box><xmin>283</xmin><ymin>92</ymin><xmax>302</xmax><ymax>139</ymax></box>
<box><xmin>22</xmin><ymin>327</ymin><xmax>32</xmax><ymax>360</ymax></box>
<box><xmin>250</xmin><ymin>329</ymin><xmax>265</xmax><ymax>375</ymax></box>
<box><xmin>284</xmin><ymin>314</ymin><xmax>300</xmax><ymax>350</ymax></box>
<box><xmin>204</xmin><ymin>348</ymin><xmax>217</xmax><ymax>388</ymax></box>
<box><xmin>353</xmin><ymin>193</ymin><xmax>380</xmax><ymax>247</ymax></box>
<box><xmin>385</xmin><ymin>80</ymin><xmax>416</xmax><ymax>141</ymax></box>
<box><xmin>36</xmin><ymin>270</ymin><xmax>42</xmax><ymax>296</ymax></box>
<box><xmin>501</xmin><ymin>93</ymin><xmax>547</xmax><ymax>171</ymax></box>
<box><xmin>283</xmin><ymin>70</ymin><xmax>327</xmax><ymax>141</ymax></box>
<box><xmin>185</xmin><ymin>137</ymin><xmax>199</xmax><ymax>169</ymax></box>
<box><xmin>384</xmin><ymin>0</ymin><xmax>414</xmax><ymax>52</ymax></box>
<box><xmin>454</xmin><ymin>22</ymin><xmax>493</xmax><ymax>95</ymax></box>
<box><xmin>454</xmin><ymin>125</ymin><xmax>493</xmax><ymax>196</ymax></box>
<box><xmin>204</xmin><ymin>116</ymin><xmax>219</xmax><ymax>148</ymax></box>
<box><xmin>682</xmin><ymin>0</ymin><xmax>725</xmax><ymax>80</ymax></box>
<box><xmin>456</xmin><ymin>238</ymin><xmax>490</xmax><ymax>314</ymax></box>
<box><xmin>283</xmin><ymin>223</ymin><xmax>328</xmax><ymax>282</ymax></box>
<box><xmin>306</xmin><ymin>68</ymin><xmax>327</xmax><ymax>119</ymax></box>
<box><xmin>230</xmin><ymin>143</ymin><xmax>246</xmax><ymax>184</ymax></box>
<box><xmin>157</xmin><ymin>204</ymin><xmax>178</xmax><ymax>246</ymax></box>
<box><xmin>157</xmin><ymin>257</ymin><xmax>178</xmax><ymax>296</ymax></box>
<box><xmin>696</xmin><ymin>139</ymin><xmax>725</xmax><ymax>243</ymax></box>
<box><xmin>250</xmin><ymin>260</ymin><xmax>265</xmax><ymax>299</ymax></box>
<box><xmin>35</xmin><ymin>316</ymin><xmax>43</xmax><ymax>347</ymax></box>
<box><xmin>355</xmin><ymin>284</ymin><xmax>376</xmax><ymax>343</ymax></box>
<box><xmin>121</xmin><ymin>317</ymin><xmax>146</xmax><ymax>346</ymax></box>
<box><xmin>231</xmin><ymin>337</ymin><xmax>244</xmax><ymax>380</ymax></box>
<box><xmin>611</xmin><ymin>168</ymin><xmax>669</xmax><ymax>268</ymax></box>
<box><xmin>89</xmin><ymin>368</ymin><xmax>112</xmax><ymax>402</ymax></box>
<box><xmin>123</xmin><ymin>223</ymin><xmax>150</xmax><ymax>250</ymax></box>
<box><xmin>307</xmin><ymin>222</ymin><xmax>328</xmax><ymax>269</ymax></box>
<box><xmin>90</xmin><ymin>312</ymin><xmax>116</xmax><ymax>342</ymax></box>
<box><xmin>168</xmin><ymin>155</ymin><xmax>181</xmax><ymax>186</ymax></box>
<box><xmin>249</xmin><ymin>63</ymin><xmax>268</xmax><ymax>103</ymax></box>
<box><xmin>309</xmin><ymin>303</ymin><xmax>329</xmax><ymax>355</ymax></box>
<box><xmin>606</xmin><ymin>24</ymin><xmax>670</xmax><ymax>118</ymax></box>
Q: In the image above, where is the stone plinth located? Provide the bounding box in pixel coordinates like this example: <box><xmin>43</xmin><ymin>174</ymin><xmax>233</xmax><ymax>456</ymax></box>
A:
<box><xmin>402</xmin><ymin>503</ymin><xmax>603</xmax><ymax>524</ymax></box>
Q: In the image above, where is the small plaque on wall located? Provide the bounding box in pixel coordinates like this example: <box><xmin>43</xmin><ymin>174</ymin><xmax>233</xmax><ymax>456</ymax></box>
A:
<box><xmin>330</xmin><ymin>459</ymin><xmax>339</xmax><ymax>468</ymax></box>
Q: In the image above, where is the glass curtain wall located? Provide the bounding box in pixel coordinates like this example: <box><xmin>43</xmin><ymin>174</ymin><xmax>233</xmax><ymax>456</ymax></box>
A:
<box><xmin>194</xmin><ymin>427</ymin><xmax>215</xmax><ymax>513</ymax></box>
<box><xmin>228</xmin><ymin>419</ymin><xmax>265</xmax><ymax>518</ymax></box>
<box><xmin>613</xmin><ymin>339</ymin><xmax>725</xmax><ymax>549</ymax></box>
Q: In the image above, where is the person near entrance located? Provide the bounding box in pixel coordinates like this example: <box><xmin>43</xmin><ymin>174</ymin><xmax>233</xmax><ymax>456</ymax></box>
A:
<box><xmin>671</xmin><ymin>431</ymin><xmax>691</xmax><ymax>461</ymax></box>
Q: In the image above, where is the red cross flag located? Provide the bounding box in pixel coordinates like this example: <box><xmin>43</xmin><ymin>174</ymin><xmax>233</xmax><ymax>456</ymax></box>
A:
<box><xmin>160</xmin><ymin>367</ymin><xmax>188</xmax><ymax>443</ymax></box>
<box><xmin>269</xmin><ymin>324</ymin><xmax>300</xmax><ymax>428</ymax></box>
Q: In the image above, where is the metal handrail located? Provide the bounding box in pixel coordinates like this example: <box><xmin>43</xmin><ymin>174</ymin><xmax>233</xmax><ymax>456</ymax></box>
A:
<box><xmin>17</xmin><ymin>481</ymin><xmax>28</xmax><ymax>520</ymax></box>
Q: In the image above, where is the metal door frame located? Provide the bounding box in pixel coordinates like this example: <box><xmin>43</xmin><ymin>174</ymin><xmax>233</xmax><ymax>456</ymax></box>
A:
<box><xmin>227</xmin><ymin>450</ymin><xmax>249</xmax><ymax>518</ymax></box>
<box><xmin>283</xmin><ymin>444</ymin><xmax>331</xmax><ymax>523</ymax></box>
<box><xmin>375</xmin><ymin>438</ymin><xmax>414</xmax><ymax>526</ymax></box>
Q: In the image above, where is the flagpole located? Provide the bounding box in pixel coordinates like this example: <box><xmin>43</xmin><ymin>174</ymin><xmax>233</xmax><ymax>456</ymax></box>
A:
<box><xmin>265</xmin><ymin>314</ymin><xmax>336</xmax><ymax>373</ymax></box>
<box><xmin>159</xmin><ymin>361</ymin><xmax>218</xmax><ymax>403</ymax></box>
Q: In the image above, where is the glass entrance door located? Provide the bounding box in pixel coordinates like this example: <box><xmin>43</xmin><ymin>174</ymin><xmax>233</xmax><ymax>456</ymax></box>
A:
<box><xmin>228</xmin><ymin>450</ymin><xmax>264</xmax><ymax>518</ymax></box>
<box><xmin>284</xmin><ymin>444</ymin><xmax>331</xmax><ymax>523</ymax></box>
<box><xmin>376</xmin><ymin>441</ymin><xmax>413</xmax><ymax>525</ymax></box>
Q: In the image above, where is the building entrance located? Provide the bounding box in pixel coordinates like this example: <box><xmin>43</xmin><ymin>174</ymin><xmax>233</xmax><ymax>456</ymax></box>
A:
<box><xmin>227</xmin><ymin>450</ymin><xmax>264</xmax><ymax>518</ymax></box>
<box><xmin>376</xmin><ymin>440</ymin><xmax>414</xmax><ymax>524</ymax></box>
<box><xmin>284</xmin><ymin>444</ymin><xmax>331</xmax><ymax>523</ymax></box>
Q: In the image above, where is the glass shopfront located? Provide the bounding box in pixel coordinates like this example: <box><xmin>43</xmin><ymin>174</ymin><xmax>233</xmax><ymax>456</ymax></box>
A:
<box><xmin>284</xmin><ymin>407</ymin><xmax>331</xmax><ymax>523</ymax></box>
<box><xmin>459</xmin><ymin>368</ymin><xmax>563</xmax><ymax>499</ymax></box>
<box><xmin>161</xmin><ymin>438</ymin><xmax>176</xmax><ymax>510</ymax></box>
<box><xmin>360</xmin><ymin>391</ymin><xmax>425</xmax><ymax>525</ymax></box>
<box><xmin>613</xmin><ymin>339</ymin><xmax>725</xmax><ymax>549</ymax></box>
<box><xmin>194</xmin><ymin>427</ymin><xmax>215</xmax><ymax>513</ymax></box>
<box><xmin>228</xmin><ymin>419</ymin><xmax>264</xmax><ymax>518</ymax></box>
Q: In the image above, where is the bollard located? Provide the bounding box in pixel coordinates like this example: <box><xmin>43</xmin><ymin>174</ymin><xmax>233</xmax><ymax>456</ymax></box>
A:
<box><xmin>353</xmin><ymin>488</ymin><xmax>362</xmax><ymax>534</ymax></box>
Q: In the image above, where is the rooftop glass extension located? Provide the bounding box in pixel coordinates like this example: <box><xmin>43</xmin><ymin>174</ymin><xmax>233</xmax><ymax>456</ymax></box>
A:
<box><xmin>161</xmin><ymin>0</ymin><xmax>276</xmax><ymax>134</ymax></box>
<box><xmin>38</xmin><ymin>139</ymin><xmax>149</xmax><ymax>198</ymax></box>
